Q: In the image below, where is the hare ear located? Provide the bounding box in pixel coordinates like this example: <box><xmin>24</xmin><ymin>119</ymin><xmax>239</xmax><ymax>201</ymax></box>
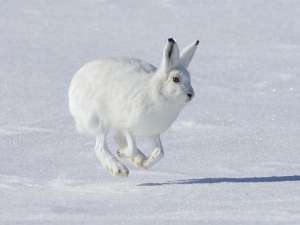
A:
<box><xmin>161</xmin><ymin>38</ymin><xmax>180</xmax><ymax>71</ymax></box>
<box><xmin>178</xmin><ymin>40</ymin><xmax>199</xmax><ymax>68</ymax></box>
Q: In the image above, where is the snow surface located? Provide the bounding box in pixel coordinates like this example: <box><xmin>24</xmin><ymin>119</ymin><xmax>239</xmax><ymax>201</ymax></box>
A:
<box><xmin>1</xmin><ymin>0</ymin><xmax>300</xmax><ymax>224</ymax></box>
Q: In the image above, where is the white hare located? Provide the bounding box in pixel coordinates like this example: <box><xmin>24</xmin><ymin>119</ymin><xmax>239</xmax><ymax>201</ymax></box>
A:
<box><xmin>69</xmin><ymin>38</ymin><xmax>199</xmax><ymax>176</ymax></box>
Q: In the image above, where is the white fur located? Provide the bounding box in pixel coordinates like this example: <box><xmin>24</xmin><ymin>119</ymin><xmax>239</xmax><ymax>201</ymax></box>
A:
<box><xmin>68</xmin><ymin>38</ymin><xmax>198</xmax><ymax>176</ymax></box>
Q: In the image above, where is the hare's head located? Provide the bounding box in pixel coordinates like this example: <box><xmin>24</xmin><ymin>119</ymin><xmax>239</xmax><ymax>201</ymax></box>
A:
<box><xmin>155</xmin><ymin>38</ymin><xmax>199</xmax><ymax>105</ymax></box>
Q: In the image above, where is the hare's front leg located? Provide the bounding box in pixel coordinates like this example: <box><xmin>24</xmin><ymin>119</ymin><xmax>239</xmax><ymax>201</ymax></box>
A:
<box><xmin>142</xmin><ymin>135</ymin><xmax>164</xmax><ymax>168</ymax></box>
<box><xmin>115</xmin><ymin>131</ymin><xmax>146</xmax><ymax>168</ymax></box>
<box><xmin>95</xmin><ymin>133</ymin><xmax>129</xmax><ymax>177</ymax></box>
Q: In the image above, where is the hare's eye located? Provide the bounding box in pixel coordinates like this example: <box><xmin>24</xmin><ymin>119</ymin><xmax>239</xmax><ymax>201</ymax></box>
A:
<box><xmin>173</xmin><ymin>77</ymin><xmax>180</xmax><ymax>83</ymax></box>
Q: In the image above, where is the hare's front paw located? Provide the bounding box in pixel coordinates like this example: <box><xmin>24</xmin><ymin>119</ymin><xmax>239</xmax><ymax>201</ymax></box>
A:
<box><xmin>117</xmin><ymin>148</ymin><xmax>147</xmax><ymax>168</ymax></box>
<box><xmin>129</xmin><ymin>152</ymin><xmax>147</xmax><ymax>168</ymax></box>
<box><xmin>142</xmin><ymin>148</ymin><xmax>163</xmax><ymax>168</ymax></box>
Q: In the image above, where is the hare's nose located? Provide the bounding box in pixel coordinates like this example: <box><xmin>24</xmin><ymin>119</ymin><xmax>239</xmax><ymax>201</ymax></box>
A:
<box><xmin>187</xmin><ymin>92</ymin><xmax>193</xmax><ymax>100</ymax></box>
<box><xmin>186</xmin><ymin>88</ymin><xmax>194</xmax><ymax>101</ymax></box>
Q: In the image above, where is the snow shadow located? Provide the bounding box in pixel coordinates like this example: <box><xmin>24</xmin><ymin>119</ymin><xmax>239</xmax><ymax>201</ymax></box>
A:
<box><xmin>138</xmin><ymin>175</ymin><xmax>300</xmax><ymax>186</ymax></box>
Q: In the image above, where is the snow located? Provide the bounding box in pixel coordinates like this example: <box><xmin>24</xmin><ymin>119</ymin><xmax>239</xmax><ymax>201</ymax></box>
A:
<box><xmin>1</xmin><ymin>0</ymin><xmax>300</xmax><ymax>224</ymax></box>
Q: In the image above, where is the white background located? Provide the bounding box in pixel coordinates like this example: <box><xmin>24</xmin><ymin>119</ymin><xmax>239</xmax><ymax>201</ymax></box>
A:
<box><xmin>0</xmin><ymin>0</ymin><xmax>299</xmax><ymax>224</ymax></box>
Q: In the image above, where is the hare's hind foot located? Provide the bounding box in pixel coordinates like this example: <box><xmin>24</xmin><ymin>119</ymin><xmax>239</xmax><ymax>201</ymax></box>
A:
<box><xmin>98</xmin><ymin>151</ymin><xmax>129</xmax><ymax>177</ymax></box>
<box><xmin>95</xmin><ymin>135</ymin><xmax>129</xmax><ymax>177</ymax></box>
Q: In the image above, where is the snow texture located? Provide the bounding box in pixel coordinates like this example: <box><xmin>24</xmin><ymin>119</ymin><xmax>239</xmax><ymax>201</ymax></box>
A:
<box><xmin>0</xmin><ymin>0</ymin><xmax>300</xmax><ymax>224</ymax></box>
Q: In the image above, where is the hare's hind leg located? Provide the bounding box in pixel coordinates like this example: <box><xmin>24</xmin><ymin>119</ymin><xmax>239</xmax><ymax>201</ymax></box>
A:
<box><xmin>95</xmin><ymin>131</ymin><xmax>129</xmax><ymax>177</ymax></box>
<box><xmin>115</xmin><ymin>131</ymin><xmax>146</xmax><ymax>168</ymax></box>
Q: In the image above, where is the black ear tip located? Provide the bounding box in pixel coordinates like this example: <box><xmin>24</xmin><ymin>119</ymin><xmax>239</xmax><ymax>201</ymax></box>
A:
<box><xmin>168</xmin><ymin>38</ymin><xmax>175</xmax><ymax>43</ymax></box>
<box><xmin>195</xmin><ymin>40</ymin><xmax>199</xmax><ymax>46</ymax></box>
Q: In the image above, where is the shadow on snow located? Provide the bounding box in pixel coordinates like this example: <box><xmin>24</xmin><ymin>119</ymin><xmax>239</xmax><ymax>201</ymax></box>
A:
<box><xmin>138</xmin><ymin>175</ymin><xmax>300</xmax><ymax>186</ymax></box>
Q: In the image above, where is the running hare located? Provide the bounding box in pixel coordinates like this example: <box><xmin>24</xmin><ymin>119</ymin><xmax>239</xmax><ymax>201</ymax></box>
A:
<box><xmin>69</xmin><ymin>38</ymin><xmax>199</xmax><ymax>176</ymax></box>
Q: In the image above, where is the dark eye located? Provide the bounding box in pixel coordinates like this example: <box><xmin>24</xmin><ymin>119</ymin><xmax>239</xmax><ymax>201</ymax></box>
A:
<box><xmin>173</xmin><ymin>77</ymin><xmax>180</xmax><ymax>83</ymax></box>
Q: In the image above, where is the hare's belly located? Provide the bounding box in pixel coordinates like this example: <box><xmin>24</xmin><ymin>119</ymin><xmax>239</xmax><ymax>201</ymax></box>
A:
<box><xmin>130</xmin><ymin>109</ymin><xmax>180</xmax><ymax>136</ymax></box>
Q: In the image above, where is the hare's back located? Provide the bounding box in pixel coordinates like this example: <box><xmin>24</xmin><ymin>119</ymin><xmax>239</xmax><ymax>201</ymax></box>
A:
<box><xmin>72</xmin><ymin>58</ymin><xmax>156</xmax><ymax>96</ymax></box>
<box><xmin>69</xmin><ymin>58</ymin><xmax>156</xmax><ymax>131</ymax></box>
<box><xmin>74</xmin><ymin>58</ymin><xmax>155</xmax><ymax>84</ymax></box>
